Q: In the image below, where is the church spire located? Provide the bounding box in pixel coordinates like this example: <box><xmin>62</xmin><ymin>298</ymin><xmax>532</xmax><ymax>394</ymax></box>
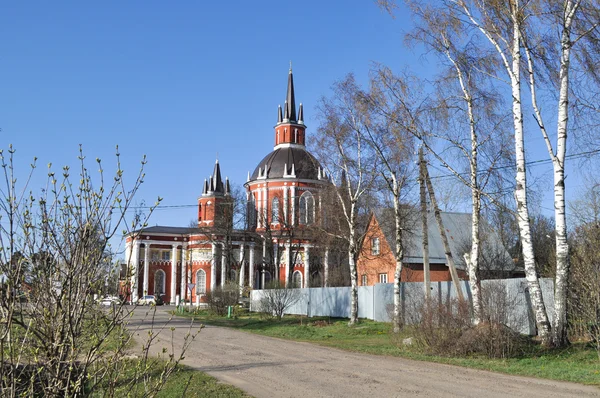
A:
<box><xmin>211</xmin><ymin>159</ymin><xmax>224</xmax><ymax>194</ymax></box>
<box><xmin>286</xmin><ymin>67</ymin><xmax>297</xmax><ymax>122</ymax></box>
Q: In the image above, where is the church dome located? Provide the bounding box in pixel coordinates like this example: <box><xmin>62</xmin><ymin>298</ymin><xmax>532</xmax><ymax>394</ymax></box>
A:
<box><xmin>251</xmin><ymin>146</ymin><xmax>323</xmax><ymax>180</ymax></box>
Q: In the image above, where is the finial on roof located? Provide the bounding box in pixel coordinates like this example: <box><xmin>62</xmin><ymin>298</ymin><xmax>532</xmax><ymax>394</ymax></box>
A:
<box><xmin>225</xmin><ymin>177</ymin><xmax>230</xmax><ymax>195</ymax></box>
<box><xmin>298</xmin><ymin>103</ymin><xmax>304</xmax><ymax>123</ymax></box>
<box><xmin>289</xmin><ymin>60</ymin><xmax>292</xmax><ymax>73</ymax></box>
<box><xmin>283</xmin><ymin>100</ymin><xmax>289</xmax><ymax>120</ymax></box>
<box><xmin>203</xmin><ymin>178</ymin><xmax>208</xmax><ymax>194</ymax></box>
<box><xmin>277</xmin><ymin>104</ymin><xmax>283</xmax><ymax>123</ymax></box>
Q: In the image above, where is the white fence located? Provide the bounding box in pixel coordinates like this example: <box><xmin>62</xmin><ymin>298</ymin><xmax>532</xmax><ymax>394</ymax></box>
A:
<box><xmin>250</xmin><ymin>278</ymin><xmax>554</xmax><ymax>335</ymax></box>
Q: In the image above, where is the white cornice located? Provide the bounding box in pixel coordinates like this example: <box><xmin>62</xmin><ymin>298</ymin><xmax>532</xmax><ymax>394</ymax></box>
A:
<box><xmin>273</xmin><ymin>143</ymin><xmax>305</xmax><ymax>150</ymax></box>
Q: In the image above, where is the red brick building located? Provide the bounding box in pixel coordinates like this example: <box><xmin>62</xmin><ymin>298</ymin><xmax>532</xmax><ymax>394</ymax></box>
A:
<box><xmin>123</xmin><ymin>68</ymin><xmax>330</xmax><ymax>304</ymax></box>
<box><xmin>357</xmin><ymin>209</ymin><xmax>520</xmax><ymax>286</ymax></box>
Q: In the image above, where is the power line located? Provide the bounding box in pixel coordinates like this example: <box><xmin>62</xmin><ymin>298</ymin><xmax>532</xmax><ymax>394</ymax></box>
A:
<box><xmin>428</xmin><ymin>147</ymin><xmax>600</xmax><ymax>181</ymax></box>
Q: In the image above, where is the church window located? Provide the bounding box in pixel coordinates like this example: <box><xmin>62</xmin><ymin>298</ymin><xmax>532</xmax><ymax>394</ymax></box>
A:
<box><xmin>196</xmin><ymin>269</ymin><xmax>206</xmax><ymax>294</ymax></box>
<box><xmin>154</xmin><ymin>270</ymin><xmax>165</xmax><ymax>295</ymax></box>
<box><xmin>299</xmin><ymin>191</ymin><xmax>314</xmax><ymax>225</ymax></box>
<box><xmin>292</xmin><ymin>270</ymin><xmax>302</xmax><ymax>288</ymax></box>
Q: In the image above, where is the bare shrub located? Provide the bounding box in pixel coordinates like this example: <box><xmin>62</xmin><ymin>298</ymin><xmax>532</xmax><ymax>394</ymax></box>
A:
<box><xmin>415</xmin><ymin>298</ymin><xmax>471</xmax><ymax>355</ymax></box>
<box><xmin>454</xmin><ymin>322</ymin><xmax>531</xmax><ymax>359</ymax></box>
<box><xmin>0</xmin><ymin>146</ymin><xmax>197</xmax><ymax>396</ymax></box>
<box><xmin>568</xmin><ymin>224</ymin><xmax>600</xmax><ymax>358</ymax></box>
<box><xmin>412</xmin><ymin>282</ymin><xmax>532</xmax><ymax>359</ymax></box>
<box><xmin>257</xmin><ymin>282</ymin><xmax>301</xmax><ymax>320</ymax></box>
<box><xmin>205</xmin><ymin>282</ymin><xmax>240</xmax><ymax>316</ymax></box>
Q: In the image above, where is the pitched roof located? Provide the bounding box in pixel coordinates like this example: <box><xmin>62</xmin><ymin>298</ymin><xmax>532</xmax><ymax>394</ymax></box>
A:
<box><xmin>372</xmin><ymin>209</ymin><xmax>514</xmax><ymax>272</ymax></box>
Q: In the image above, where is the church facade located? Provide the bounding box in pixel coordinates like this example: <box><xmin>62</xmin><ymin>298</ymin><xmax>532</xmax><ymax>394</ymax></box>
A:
<box><xmin>123</xmin><ymin>68</ymin><xmax>331</xmax><ymax>305</ymax></box>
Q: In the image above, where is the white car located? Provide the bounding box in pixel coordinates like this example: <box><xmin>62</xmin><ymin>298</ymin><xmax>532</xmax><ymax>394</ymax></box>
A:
<box><xmin>137</xmin><ymin>295</ymin><xmax>162</xmax><ymax>306</ymax></box>
<box><xmin>99</xmin><ymin>296</ymin><xmax>121</xmax><ymax>306</ymax></box>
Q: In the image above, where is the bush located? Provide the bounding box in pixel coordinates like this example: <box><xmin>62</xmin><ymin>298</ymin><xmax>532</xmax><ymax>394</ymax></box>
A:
<box><xmin>415</xmin><ymin>298</ymin><xmax>471</xmax><ymax>355</ymax></box>
<box><xmin>257</xmin><ymin>282</ymin><xmax>301</xmax><ymax>320</ymax></box>
<box><xmin>204</xmin><ymin>283</ymin><xmax>240</xmax><ymax>316</ymax></box>
<box><xmin>409</xmin><ymin>285</ymin><xmax>532</xmax><ymax>359</ymax></box>
<box><xmin>454</xmin><ymin>322</ymin><xmax>531</xmax><ymax>358</ymax></box>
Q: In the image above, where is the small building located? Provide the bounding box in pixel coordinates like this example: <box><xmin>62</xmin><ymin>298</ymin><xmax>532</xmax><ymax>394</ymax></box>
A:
<box><xmin>357</xmin><ymin>209</ymin><xmax>521</xmax><ymax>286</ymax></box>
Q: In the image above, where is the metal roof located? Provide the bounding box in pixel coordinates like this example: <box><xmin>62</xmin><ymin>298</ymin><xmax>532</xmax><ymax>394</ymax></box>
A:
<box><xmin>373</xmin><ymin>209</ymin><xmax>514</xmax><ymax>272</ymax></box>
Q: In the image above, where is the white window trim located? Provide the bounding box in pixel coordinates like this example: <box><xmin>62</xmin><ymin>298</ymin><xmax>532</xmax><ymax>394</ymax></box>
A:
<box><xmin>378</xmin><ymin>273</ymin><xmax>387</xmax><ymax>284</ymax></box>
<box><xmin>292</xmin><ymin>270</ymin><xmax>303</xmax><ymax>288</ymax></box>
<box><xmin>154</xmin><ymin>269</ymin><xmax>166</xmax><ymax>295</ymax></box>
<box><xmin>371</xmin><ymin>238</ymin><xmax>380</xmax><ymax>256</ymax></box>
<box><xmin>196</xmin><ymin>269</ymin><xmax>206</xmax><ymax>294</ymax></box>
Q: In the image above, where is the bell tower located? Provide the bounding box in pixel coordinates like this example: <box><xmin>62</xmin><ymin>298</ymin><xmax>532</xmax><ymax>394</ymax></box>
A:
<box><xmin>198</xmin><ymin>159</ymin><xmax>232</xmax><ymax>227</ymax></box>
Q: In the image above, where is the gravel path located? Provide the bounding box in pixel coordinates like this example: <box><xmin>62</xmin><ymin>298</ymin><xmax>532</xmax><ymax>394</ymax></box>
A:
<box><xmin>127</xmin><ymin>307</ymin><xmax>600</xmax><ymax>398</ymax></box>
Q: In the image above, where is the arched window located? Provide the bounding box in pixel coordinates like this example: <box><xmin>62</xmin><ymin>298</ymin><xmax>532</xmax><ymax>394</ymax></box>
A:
<box><xmin>299</xmin><ymin>191</ymin><xmax>314</xmax><ymax>225</ymax></box>
<box><xmin>272</xmin><ymin>197</ymin><xmax>280</xmax><ymax>224</ymax></box>
<box><xmin>154</xmin><ymin>270</ymin><xmax>165</xmax><ymax>295</ymax></box>
<box><xmin>248</xmin><ymin>194</ymin><xmax>257</xmax><ymax>228</ymax></box>
<box><xmin>299</xmin><ymin>195</ymin><xmax>306</xmax><ymax>225</ymax></box>
<box><xmin>306</xmin><ymin>192</ymin><xmax>314</xmax><ymax>224</ymax></box>
<box><xmin>292</xmin><ymin>270</ymin><xmax>303</xmax><ymax>288</ymax></box>
<box><xmin>196</xmin><ymin>269</ymin><xmax>206</xmax><ymax>294</ymax></box>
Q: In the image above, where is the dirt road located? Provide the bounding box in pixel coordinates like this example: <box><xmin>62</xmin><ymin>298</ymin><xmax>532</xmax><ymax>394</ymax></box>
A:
<box><xmin>127</xmin><ymin>307</ymin><xmax>599</xmax><ymax>398</ymax></box>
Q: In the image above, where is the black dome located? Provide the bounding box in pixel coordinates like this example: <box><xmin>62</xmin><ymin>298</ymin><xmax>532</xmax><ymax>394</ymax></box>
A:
<box><xmin>251</xmin><ymin>147</ymin><xmax>323</xmax><ymax>180</ymax></box>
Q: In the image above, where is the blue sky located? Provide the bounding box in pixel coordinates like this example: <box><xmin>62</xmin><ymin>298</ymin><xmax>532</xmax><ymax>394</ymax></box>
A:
<box><xmin>0</xmin><ymin>1</ymin><xmax>585</xmax><ymax>244</ymax></box>
<box><xmin>0</xmin><ymin>1</ymin><xmax>423</xmax><ymax>229</ymax></box>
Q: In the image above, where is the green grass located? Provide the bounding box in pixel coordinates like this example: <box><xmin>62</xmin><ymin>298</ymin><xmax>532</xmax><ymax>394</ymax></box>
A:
<box><xmin>157</xmin><ymin>364</ymin><xmax>250</xmax><ymax>397</ymax></box>
<box><xmin>93</xmin><ymin>359</ymin><xmax>250</xmax><ymax>397</ymax></box>
<box><xmin>175</xmin><ymin>310</ymin><xmax>600</xmax><ymax>386</ymax></box>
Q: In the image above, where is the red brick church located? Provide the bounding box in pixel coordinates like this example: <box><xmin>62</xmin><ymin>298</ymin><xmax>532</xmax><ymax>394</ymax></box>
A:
<box><xmin>123</xmin><ymin>68</ymin><xmax>331</xmax><ymax>304</ymax></box>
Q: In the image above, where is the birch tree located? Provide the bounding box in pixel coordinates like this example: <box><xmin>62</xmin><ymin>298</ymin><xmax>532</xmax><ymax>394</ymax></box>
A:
<box><xmin>446</xmin><ymin>0</ymin><xmax>600</xmax><ymax>347</ymax></box>
<box><xmin>314</xmin><ymin>75</ymin><xmax>379</xmax><ymax>325</ymax></box>
<box><xmin>354</xmin><ymin>79</ymin><xmax>416</xmax><ymax>332</ymax></box>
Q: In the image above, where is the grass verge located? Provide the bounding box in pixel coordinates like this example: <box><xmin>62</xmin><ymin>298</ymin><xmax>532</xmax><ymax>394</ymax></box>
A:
<box><xmin>93</xmin><ymin>358</ymin><xmax>250</xmax><ymax>397</ymax></box>
<box><xmin>174</xmin><ymin>310</ymin><xmax>600</xmax><ymax>386</ymax></box>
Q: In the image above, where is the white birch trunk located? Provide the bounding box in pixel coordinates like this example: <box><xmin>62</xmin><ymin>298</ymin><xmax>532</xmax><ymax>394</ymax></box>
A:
<box><xmin>348</xmin><ymin>203</ymin><xmax>359</xmax><ymax>326</ymax></box>
<box><xmin>551</xmin><ymin>1</ymin><xmax>576</xmax><ymax>346</ymax></box>
<box><xmin>392</xmin><ymin>174</ymin><xmax>405</xmax><ymax>333</ymax></box>
<box><xmin>509</xmin><ymin>6</ymin><xmax>551</xmax><ymax>341</ymax></box>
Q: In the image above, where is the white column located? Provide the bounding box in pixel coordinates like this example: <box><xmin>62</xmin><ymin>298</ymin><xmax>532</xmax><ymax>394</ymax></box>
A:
<box><xmin>291</xmin><ymin>186</ymin><xmax>296</xmax><ymax>226</ymax></box>
<box><xmin>143</xmin><ymin>242</ymin><xmax>150</xmax><ymax>295</ymax></box>
<box><xmin>239</xmin><ymin>244</ymin><xmax>245</xmax><ymax>294</ymax></box>
<box><xmin>262</xmin><ymin>239</ymin><xmax>267</xmax><ymax>289</ymax></box>
<box><xmin>273</xmin><ymin>242</ymin><xmax>279</xmax><ymax>283</ymax></box>
<box><xmin>324</xmin><ymin>248</ymin><xmax>330</xmax><ymax>287</ymax></box>
<box><xmin>171</xmin><ymin>244</ymin><xmax>178</xmax><ymax>304</ymax></box>
<box><xmin>283</xmin><ymin>186</ymin><xmax>289</xmax><ymax>224</ymax></box>
<box><xmin>304</xmin><ymin>245</ymin><xmax>311</xmax><ymax>289</ymax></box>
<box><xmin>249</xmin><ymin>243</ymin><xmax>255</xmax><ymax>290</ymax></box>
<box><xmin>221</xmin><ymin>243</ymin><xmax>227</xmax><ymax>287</ymax></box>
<box><xmin>210</xmin><ymin>243</ymin><xmax>217</xmax><ymax>291</ymax></box>
<box><xmin>285</xmin><ymin>244</ymin><xmax>291</xmax><ymax>287</ymax></box>
<box><xmin>181</xmin><ymin>245</ymin><xmax>187</xmax><ymax>301</ymax></box>
<box><xmin>262</xmin><ymin>187</ymin><xmax>268</xmax><ymax>227</ymax></box>
<box><xmin>129</xmin><ymin>240</ymin><xmax>141</xmax><ymax>303</ymax></box>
